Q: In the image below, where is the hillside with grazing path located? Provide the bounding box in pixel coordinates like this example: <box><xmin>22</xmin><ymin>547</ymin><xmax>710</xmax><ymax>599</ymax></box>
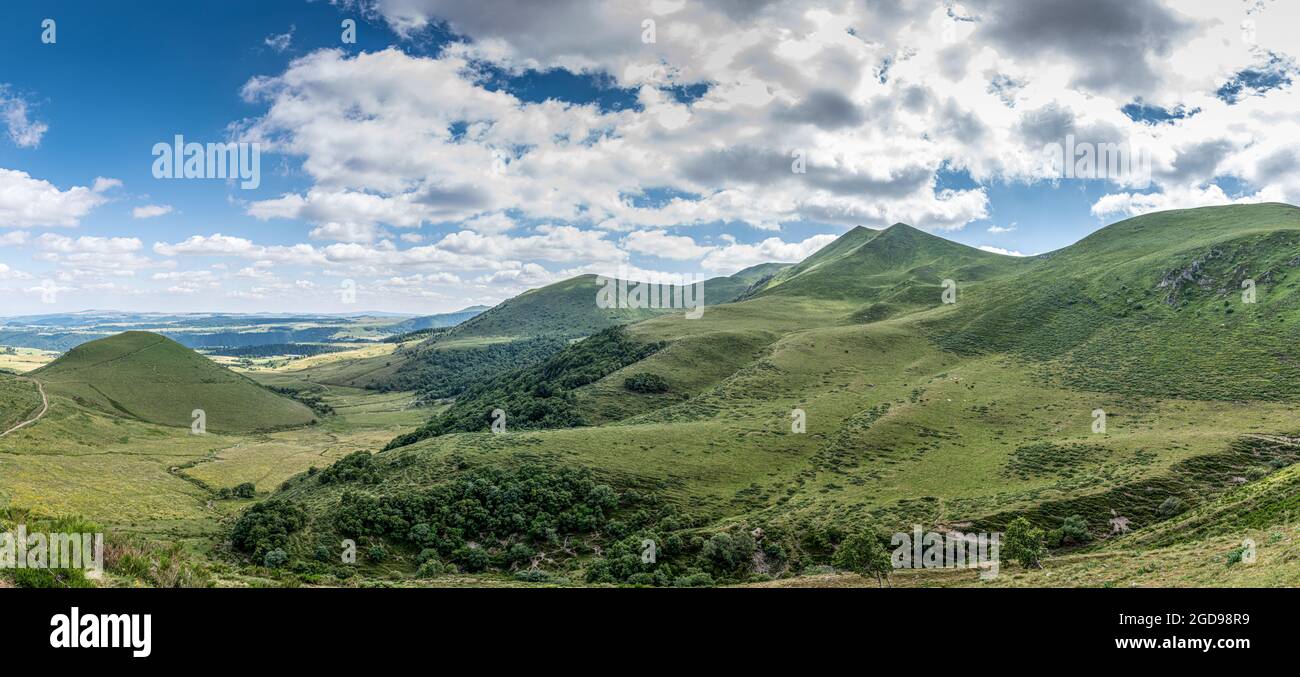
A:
<box><xmin>0</xmin><ymin>377</ymin><xmax>47</xmax><ymax>438</ymax></box>
<box><xmin>32</xmin><ymin>331</ymin><xmax>317</xmax><ymax>433</ymax></box>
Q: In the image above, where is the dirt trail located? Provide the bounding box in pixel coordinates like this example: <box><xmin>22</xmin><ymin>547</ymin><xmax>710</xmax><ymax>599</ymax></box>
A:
<box><xmin>0</xmin><ymin>378</ymin><xmax>49</xmax><ymax>438</ymax></box>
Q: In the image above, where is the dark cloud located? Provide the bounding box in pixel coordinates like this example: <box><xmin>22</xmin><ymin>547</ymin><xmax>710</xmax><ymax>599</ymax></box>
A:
<box><xmin>1164</xmin><ymin>139</ymin><xmax>1235</xmax><ymax>184</ymax></box>
<box><xmin>412</xmin><ymin>183</ymin><xmax>491</xmax><ymax>211</ymax></box>
<box><xmin>773</xmin><ymin>89</ymin><xmax>866</xmax><ymax>130</ymax></box>
<box><xmin>970</xmin><ymin>0</ymin><xmax>1197</xmax><ymax>95</ymax></box>
<box><xmin>679</xmin><ymin>145</ymin><xmax>930</xmax><ymax>198</ymax></box>
<box><xmin>1016</xmin><ymin>103</ymin><xmax>1077</xmax><ymax>147</ymax></box>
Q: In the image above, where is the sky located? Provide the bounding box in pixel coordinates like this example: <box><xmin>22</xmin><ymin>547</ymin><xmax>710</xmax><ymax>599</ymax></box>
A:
<box><xmin>0</xmin><ymin>0</ymin><xmax>1298</xmax><ymax>315</ymax></box>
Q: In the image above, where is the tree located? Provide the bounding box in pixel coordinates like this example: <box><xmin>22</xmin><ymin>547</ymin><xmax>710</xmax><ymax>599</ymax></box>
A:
<box><xmin>1004</xmin><ymin>517</ymin><xmax>1046</xmax><ymax>569</ymax></box>
<box><xmin>833</xmin><ymin>528</ymin><xmax>892</xmax><ymax>587</ymax></box>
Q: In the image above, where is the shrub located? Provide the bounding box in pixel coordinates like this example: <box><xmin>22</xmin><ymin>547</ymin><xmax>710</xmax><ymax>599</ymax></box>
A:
<box><xmin>263</xmin><ymin>549</ymin><xmax>289</xmax><ymax>568</ymax></box>
<box><xmin>832</xmin><ymin>528</ymin><xmax>892</xmax><ymax>587</ymax></box>
<box><xmin>329</xmin><ymin>464</ymin><xmax>622</xmax><ymax>575</ymax></box>
<box><xmin>623</xmin><ymin>373</ymin><xmax>669</xmax><ymax>394</ymax></box>
<box><xmin>1004</xmin><ymin>517</ymin><xmax>1046</xmax><ymax>569</ymax></box>
<box><xmin>513</xmin><ymin>569</ymin><xmax>551</xmax><ymax>583</ymax></box>
<box><xmin>416</xmin><ymin>559</ymin><xmax>450</xmax><ymax>578</ymax></box>
<box><xmin>700</xmin><ymin>532</ymin><xmax>755</xmax><ymax>576</ymax></box>
<box><xmin>1059</xmin><ymin>514</ymin><xmax>1092</xmax><ymax>545</ymax></box>
<box><xmin>317</xmin><ymin>451</ymin><xmax>380</xmax><ymax>485</ymax></box>
<box><xmin>1158</xmin><ymin>496</ymin><xmax>1185</xmax><ymax>518</ymax></box>
<box><xmin>672</xmin><ymin>571</ymin><xmax>715</xmax><ymax>587</ymax></box>
<box><xmin>231</xmin><ymin>499</ymin><xmax>308</xmax><ymax>560</ymax></box>
<box><xmin>454</xmin><ymin>547</ymin><xmax>490</xmax><ymax>573</ymax></box>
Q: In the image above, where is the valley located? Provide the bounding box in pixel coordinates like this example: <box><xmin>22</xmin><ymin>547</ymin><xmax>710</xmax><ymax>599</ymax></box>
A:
<box><xmin>3</xmin><ymin>204</ymin><xmax>1299</xmax><ymax>588</ymax></box>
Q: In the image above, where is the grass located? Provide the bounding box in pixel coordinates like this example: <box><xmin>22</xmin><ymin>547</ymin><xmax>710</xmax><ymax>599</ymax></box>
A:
<box><xmin>0</xmin><ymin>381</ymin><xmax>426</xmax><ymax>540</ymax></box>
<box><xmin>255</xmin><ymin>204</ymin><xmax>1300</xmax><ymax>586</ymax></box>
<box><xmin>0</xmin><ymin>372</ymin><xmax>42</xmax><ymax>432</ymax></box>
<box><xmin>7</xmin><ymin>203</ymin><xmax>1300</xmax><ymax>587</ymax></box>
<box><xmin>32</xmin><ymin>331</ymin><xmax>317</xmax><ymax>433</ymax></box>
<box><xmin>0</xmin><ymin>346</ymin><xmax>59</xmax><ymax>373</ymax></box>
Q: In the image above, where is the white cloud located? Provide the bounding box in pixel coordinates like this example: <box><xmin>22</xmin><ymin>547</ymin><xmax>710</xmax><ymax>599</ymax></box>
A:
<box><xmin>132</xmin><ymin>204</ymin><xmax>174</xmax><ymax>219</ymax></box>
<box><xmin>987</xmin><ymin>224</ymin><xmax>1015</xmax><ymax>233</ymax></box>
<box><xmin>36</xmin><ymin>233</ymin><xmax>142</xmax><ymax>254</ymax></box>
<box><xmin>701</xmin><ymin>233</ymin><xmax>837</xmax><ymax>274</ymax></box>
<box><xmin>264</xmin><ymin>25</ymin><xmax>295</xmax><ymax>52</ymax></box>
<box><xmin>977</xmin><ymin>245</ymin><xmax>1028</xmax><ymax>257</ymax></box>
<box><xmin>462</xmin><ymin>212</ymin><xmax>516</xmax><ymax>234</ymax></box>
<box><xmin>0</xmin><ymin>230</ymin><xmax>29</xmax><ymax>246</ymax></box>
<box><xmin>623</xmin><ymin>230</ymin><xmax>713</xmax><ymax>260</ymax></box>
<box><xmin>92</xmin><ymin>177</ymin><xmax>122</xmax><ymax>193</ymax></box>
<box><xmin>0</xmin><ymin>86</ymin><xmax>48</xmax><ymax>148</ymax></box>
<box><xmin>0</xmin><ymin>169</ymin><xmax>110</xmax><ymax>228</ymax></box>
<box><xmin>0</xmin><ymin>263</ymin><xmax>31</xmax><ymax>280</ymax></box>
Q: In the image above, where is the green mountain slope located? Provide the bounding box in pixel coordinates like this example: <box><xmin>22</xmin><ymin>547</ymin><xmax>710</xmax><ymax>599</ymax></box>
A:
<box><xmin>32</xmin><ymin>331</ymin><xmax>317</xmax><ymax>433</ymax></box>
<box><xmin>755</xmin><ymin>223</ymin><xmax>1034</xmax><ymax>303</ymax></box>
<box><xmin>0</xmin><ymin>373</ymin><xmax>42</xmax><ymax>433</ymax></box>
<box><xmin>304</xmin><ymin>266</ymin><xmax>793</xmax><ymax>393</ymax></box>
<box><xmin>930</xmin><ymin>203</ymin><xmax>1300</xmax><ymax>400</ymax></box>
<box><xmin>236</xmin><ymin>203</ymin><xmax>1300</xmax><ymax>588</ymax></box>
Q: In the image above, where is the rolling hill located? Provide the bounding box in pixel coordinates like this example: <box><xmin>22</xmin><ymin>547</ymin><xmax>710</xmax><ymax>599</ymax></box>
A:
<box><xmin>246</xmin><ymin>203</ymin><xmax>1300</xmax><ymax>587</ymax></box>
<box><xmin>32</xmin><ymin>331</ymin><xmax>317</xmax><ymax>433</ymax></box>
<box><xmin>299</xmin><ymin>264</ymin><xmax>794</xmax><ymax>393</ymax></box>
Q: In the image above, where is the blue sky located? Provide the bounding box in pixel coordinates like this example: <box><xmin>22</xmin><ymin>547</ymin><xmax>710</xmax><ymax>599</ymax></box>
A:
<box><xmin>0</xmin><ymin>0</ymin><xmax>1296</xmax><ymax>314</ymax></box>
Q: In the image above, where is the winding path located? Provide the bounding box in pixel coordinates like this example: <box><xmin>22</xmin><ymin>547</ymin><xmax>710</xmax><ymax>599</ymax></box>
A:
<box><xmin>0</xmin><ymin>378</ymin><xmax>48</xmax><ymax>438</ymax></box>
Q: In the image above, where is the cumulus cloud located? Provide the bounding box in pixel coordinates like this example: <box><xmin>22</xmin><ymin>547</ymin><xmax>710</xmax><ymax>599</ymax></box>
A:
<box><xmin>0</xmin><ymin>169</ymin><xmax>110</xmax><ymax>228</ymax></box>
<box><xmin>0</xmin><ymin>262</ymin><xmax>31</xmax><ymax>280</ymax></box>
<box><xmin>23</xmin><ymin>0</ymin><xmax>1300</xmax><ymax>311</ymax></box>
<box><xmin>0</xmin><ymin>230</ymin><xmax>29</xmax><ymax>246</ymax></box>
<box><xmin>132</xmin><ymin>204</ymin><xmax>174</xmax><ymax>219</ymax></box>
<box><xmin>623</xmin><ymin>230</ymin><xmax>713</xmax><ymax>260</ymax></box>
<box><xmin>701</xmin><ymin>233</ymin><xmax>837</xmax><ymax>274</ymax></box>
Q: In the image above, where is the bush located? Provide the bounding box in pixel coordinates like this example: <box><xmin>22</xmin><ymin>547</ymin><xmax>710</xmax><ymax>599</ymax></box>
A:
<box><xmin>623</xmin><ymin>373</ymin><xmax>669</xmax><ymax>394</ymax></box>
<box><xmin>216</xmin><ymin>482</ymin><xmax>257</xmax><ymax>500</ymax></box>
<box><xmin>832</xmin><ymin>527</ymin><xmax>892</xmax><ymax>587</ymax></box>
<box><xmin>417</xmin><ymin>559</ymin><xmax>450</xmax><ymax>578</ymax></box>
<box><xmin>700</xmin><ymin>532</ymin><xmax>755</xmax><ymax>576</ymax></box>
<box><xmin>1158</xmin><ymin>496</ymin><xmax>1185</xmax><ymax>518</ymax></box>
<box><xmin>231</xmin><ymin>499</ymin><xmax>308</xmax><ymax>560</ymax></box>
<box><xmin>329</xmin><ymin>464</ymin><xmax>622</xmax><ymax>576</ymax></box>
<box><xmin>1059</xmin><ymin>514</ymin><xmax>1092</xmax><ymax>545</ymax></box>
<box><xmin>672</xmin><ymin>571</ymin><xmax>715</xmax><ymax>587</ymax></box>
<box><xmin>386</xmin><ymin>327</ymin><xmax>666</xmax><ymax>447</ymax></box>
<box><xmin>317</xmin><ymin>451</ymin><xmax>380</xmax><ymax>485</ymax></box>
<box><xmin>513</xmin><ymin>569</ymin><xmax>551</xmax><ymax>583</ymax></box>
<box><xmin>1004</xmin><ymin>517</ymin><xmax>1046</xmax><ymax>569</ymax></box>
<box><xmin>263</xmin><ymin>549</ymin><xmax>289</xmax><ymax>568</ymax></box>
<box><xmin>454</xmin><ymin>547</ymin><xmax>490</xmax><ymax>573</ymax></box>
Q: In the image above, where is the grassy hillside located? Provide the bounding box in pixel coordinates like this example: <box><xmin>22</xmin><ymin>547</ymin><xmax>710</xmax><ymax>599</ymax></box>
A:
<box><xmin>230</xmin><ymin>203</ymin><xmax>1300</xmax><ymax>588</ymax></box>
<box><xmin>32</xmin><ymin>331</ymin><xmax>317</xmax><ymax>433</ymax></box>
<box><xmin>0</xmin><ymin>373</ymin><xmax>42</xmax><ymax>432</ymax></box>
<box><xmin>304</xmin><ymin>266</ymin><xmax>793</xmax><ymax>393</ymax></box>
<box><xmin>755</xmin><ymin>223</ymin><xmax>1034</xmax><ymax>305</ymax></box>
<box><xmin>13</xmin><ymin>204</ymin><xmax>1299</xmax><ymax>589</ymax></box>
<box><xmin>929</xmin><ymin>203</ymin><xmax>1300</xmax><ymax>400</ymax></box>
